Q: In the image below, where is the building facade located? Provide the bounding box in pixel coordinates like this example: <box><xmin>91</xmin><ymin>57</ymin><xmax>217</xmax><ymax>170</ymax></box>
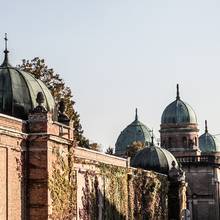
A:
<box><xmin>160</xmin><ymin>85</ymin><xmax>220</xmax><ymax>220</ymax></box>
<box><xmin>115</xmin><ymin>85</ymin><xmax>220</xmax><ymax>220</ymax></box>
<box><xmin>0</xmin><ymin>38</ymin><xmax>186</xmax><ymax>220</ymax></box>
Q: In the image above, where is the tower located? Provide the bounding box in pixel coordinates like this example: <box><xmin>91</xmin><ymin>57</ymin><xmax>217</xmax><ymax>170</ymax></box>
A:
<box><xmin>160</xmin><ymin>85</ymin><xmax>220</xmax><ymax>220</ymax></box>
<box><xmin>160</xmin><ymin>84</ymin><xmax>200</xmax><ymax>157</ymax></box>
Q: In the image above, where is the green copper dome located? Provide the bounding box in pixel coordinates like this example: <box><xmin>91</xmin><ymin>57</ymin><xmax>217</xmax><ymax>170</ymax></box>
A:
<box><xmin>115</xmin><ymin>109</ymin><xmax>152</xmax><ymax>156</ymax></box>
<box><xmin>131</xmin><ymin>141</ymin><xmax>178</xmax><ymax>174</ymax></box>
<box><xmin>161</xmin><ymin>85</ymin><xmax>197</xmax><ymax>124</ymax></box>
<box><xmin>199</xmin><ymin>121</ymin><xmax>220</xmax><ymax>152</ymax></box>
<box><xmin>0</xmin><ymin>36</ymin><xmax>55</xmax><ymax>120</ymax></box>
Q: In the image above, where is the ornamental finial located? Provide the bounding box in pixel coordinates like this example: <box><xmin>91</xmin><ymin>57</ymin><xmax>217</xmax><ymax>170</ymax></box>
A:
<box><xmin>36</xmin><ymin>92</ymin><xmax>44</xmax><ymax>106</ymax></box>
<box><xmin>176</xmin><ymin>84</ymin><xmax>180</xmax><ymax>100</ymax></box>
<box><xmin>58</xmin><ymin>99</ymin><xmax>70</xmax><ymax>125</ymax></box>
<box><xmin>205</xmin><ymin>120</ymin><xmax>208</xmax><ymax>133</ymax></box>
<box><xmin>150</xmin><ymin>129</ymin><xmax>154</xmax><ymax>146</ymax></box>
<box><xmin>171</xmin><ymin>160</ymin><xmax>176</xmax><ymax>168</ymax></box>
<box><xmin>135</xmin><ymin>108</ymin><xmax>138</xmax><ymax>121</ymax></box>
<box><xmin>31</xmin><ymin>92</ymin><xmax>47</xmax><ymax>113</ymax></box>
<box><xmin>1</xmin><ymin>33</ymin><xmax>10</xmax><ymax>67</ymax></box>
<box><xmin>4</xmin><ymin>33</ymin><xmax>8</xmax><ymax>53</ymax></box>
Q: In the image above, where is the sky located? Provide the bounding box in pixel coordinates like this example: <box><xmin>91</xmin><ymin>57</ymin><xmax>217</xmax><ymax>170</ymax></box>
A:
<box><xmin>1</xmin><ymin>0</ymin><xmax>220</xmax><ymax>150</ymax></box>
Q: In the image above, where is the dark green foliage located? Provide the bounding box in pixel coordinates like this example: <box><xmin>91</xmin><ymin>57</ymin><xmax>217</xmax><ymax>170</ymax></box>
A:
<box><xmin>18</xmin><ymin>57</ymin><xmax>89</xmax><ymax>148</ymax></box>
<box><xmin>126</xmin><ymin>141</ymin><xmax>144</xmax><ymax>159</ymax></box>
<box><xmin>105</xmin><ymin>146</ymin><xmax>114</xmax><ymax>155</ymax></box>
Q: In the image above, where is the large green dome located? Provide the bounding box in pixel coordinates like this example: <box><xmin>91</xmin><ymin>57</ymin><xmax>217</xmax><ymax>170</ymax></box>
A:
<box><xmin>161</xmin><ymin>85</ymin><xmax>197</xmax><ymax>124</ymax></box>
<box><xmin>115</xmin><ymin>109</ymin><xmax>152</xmax><ymax>156</ymax></box>
<box><xmin>199</xmin><ymin>121</ymin><xmax>220</xmax><ymax>152</ymax></box>
<box><xmin>0</xmin><ymin>44</ymin><xmax>55</xmax><ymax>120</ymax></box>
<box><xmin>131</xmin><ymin>142</ymin><xmax>178</xmax><ymax>174</ymax></box>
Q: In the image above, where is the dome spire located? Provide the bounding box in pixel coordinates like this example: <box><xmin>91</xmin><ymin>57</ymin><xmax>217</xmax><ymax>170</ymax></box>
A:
<box><xmin>176</xmin><ymin>84</ymin><xmax>180</xmax><ymax>100</ymax></box>
<box><xmin>205</xmin><ymin>120</ymin><xmax>208</xmax><ymax>133</ymax></box>
<box><xmin>1</xmin><ymin>33</ymin><xmax>10</xmax><ymax>67</ymax></box>
<box><xmin>135</xmin><ymin>108</ymin><xmax>138</xmax><ymax>121</ymax></box>
<box><xmin>4</xmin><ymin>33</ymin><xmax>8</xmax><ymax>52</ymax></box>
<box><xmin>150</xmin><ymin>129</ymin><xmax>154</xmax><ymax>146</ymax></box>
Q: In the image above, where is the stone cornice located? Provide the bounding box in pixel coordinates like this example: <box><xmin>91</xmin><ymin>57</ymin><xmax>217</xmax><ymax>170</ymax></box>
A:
<box><xmin>0</xmin><ymin>113</ymin><xmax>26</xmax><ymax>123</ymax></box>
<box><xmin>0</xmin><ymin>126</ymin><xmax>27</xmax><ymax>139</ymax></box>
<box><xmin>160</xmin><ymin>127</ymin><xmax>199</xmax><ymax>133</ymax></box>
<box><xmin>28</xmin><ymin>132</ymin><xmax>73</xmax><ymax>145</ymax></box>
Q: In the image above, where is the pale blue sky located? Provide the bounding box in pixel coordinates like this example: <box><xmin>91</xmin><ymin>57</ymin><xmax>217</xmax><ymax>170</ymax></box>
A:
<box><xmin>1</xmin><ymin>0</ymin><xmax>220</xmax><ymax>149</ymax></box>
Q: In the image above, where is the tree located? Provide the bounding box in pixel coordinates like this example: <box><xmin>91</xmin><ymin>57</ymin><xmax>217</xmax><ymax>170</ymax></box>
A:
<box><xmin>18</xmin><ymin>57</ymin><xmax>89</xmax><ymax>148</ymax></box>
<box><xmin>89</xmin><ymin>143</ymin><xmax>102</xmax><ymax>152</ymax></box>
<box><xmin>126</xmin><ymin>141</ymin><xmax>144</xmax><ymax>159</ymax></box>
<box><xmin>105</xmin><ymin>146</ymin><xmax>114</xmax><ymax>155</ymax></box>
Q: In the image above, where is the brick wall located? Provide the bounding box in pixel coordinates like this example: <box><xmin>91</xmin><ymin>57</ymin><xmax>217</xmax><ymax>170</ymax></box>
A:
<box><xmin>0</xmin><ymin>112</ymin><xmax>74</xmax><ymax>220</ymax></box>
<box><xmin>0</xmin><ymin>114</ymin><xmax>27</xmax><ymax>220</ymax></box>
<box><xmin>27</xmin><ymin>111</ymin><xmax>74</xmax><ymax>219</ymax></box>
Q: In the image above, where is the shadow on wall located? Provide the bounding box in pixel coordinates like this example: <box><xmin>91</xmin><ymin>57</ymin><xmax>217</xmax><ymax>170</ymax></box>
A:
<box><xmin>79</xmin><ymin>187</ymin><xmax>126</xmax><ymax>220</ymax></box>
<box><xmin>79</xmin><ymin>174</ymin><xmax>126</xmax><ymax>220</ymax></box>
<box><xmin>78</xmin><ymin>169</ymin><xmax>168</xmax><ymax>220</ymax></box>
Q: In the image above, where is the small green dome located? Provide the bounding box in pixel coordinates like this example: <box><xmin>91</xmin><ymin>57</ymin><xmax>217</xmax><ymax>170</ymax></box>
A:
<box><xmin>115</xmin><ymin>109</ymin><xmax>152</xmax><ymax>155</ymax></box>
<box><xmin>161</xmin><ymin>85</ymin><xmax>197</xmax><ymax>124</ymax></box>
<box><xmin>131</xmin><ymin>142</ymin><xmax>178</xmax><ymax>174</ymax></box>
<box><xmin>0</xmin><ymin>41</ymin><xmax>55</xmax><ymax>120</ymax></box>
<box><xmin>199</xmin><ymin>121</ymin><xmax>220</xmax><ymax>152</ymax></box>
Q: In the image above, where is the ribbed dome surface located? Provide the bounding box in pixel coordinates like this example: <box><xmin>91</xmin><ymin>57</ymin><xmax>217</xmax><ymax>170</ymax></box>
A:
<box><xmin>161</xmin><ymin>99</ymin><xmax>197</xmax><ymax>124</ymax></box>
<box><xmin>0</xmin><ymin>52</ymin><xmax>55</xmax><ymax>119</ymax></box>
<box><xmin>199</xmin><ymin>122</ymin><xmax>220</xmax><ymax>152</ymax></box>
<box><xmin>199</xmin><ymin>133</ymin><xmax>220</xmax><ymax>152</ymax></box>
<box><xmin>161</xmin><ymin>85</ymin><xmax>197</xmax><ymax>124</ymax></box>
<box><xmin>115</xmin><ymin>110</ymin><xmax>152</xmax><ymax>155</ymax></box>
<box><xmin>131</xmin><ymin>145</ymin><xmax>178</xmax><ymax>174</ymax></box>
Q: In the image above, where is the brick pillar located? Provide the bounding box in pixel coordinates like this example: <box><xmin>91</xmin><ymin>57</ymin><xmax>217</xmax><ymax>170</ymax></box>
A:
<box><xmin>26</xmin><ymin>111</ymin><xmax>53</xmax><ymax>220</ymax></box>
<box><xmin>26</xmin><ymin>103</ymin><xmax>75</xmax><ymax>220</ymax></box>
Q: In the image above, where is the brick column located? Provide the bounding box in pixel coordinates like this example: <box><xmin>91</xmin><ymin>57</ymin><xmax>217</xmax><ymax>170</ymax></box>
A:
<box><xmin>27</xmin><ymin>111</ymin><xmax>53</xmax><ymax>219</ymax></box>
<box><xmin>26</xmin><ymin>104</ymin><xmax>75</xmax><ymax>219</ymax></box>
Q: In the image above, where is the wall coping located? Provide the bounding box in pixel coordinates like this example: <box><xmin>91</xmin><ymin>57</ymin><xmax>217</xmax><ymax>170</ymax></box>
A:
<box><xmin>0</xmin><ymin>113</ymin><xmax>26</xmax><ymax>124</ymax></box>
<box><xmin>75</xmin><ymin>146</ymin><xmax>127</xmax><ymax>161</ymax></box>
<box><xmin>75</xmin><ymin>147</ymin><xmax>167</xmax><ymax>177</ymax></box>
<box><xmin>53</xmin><ymin>121</ymin><xmax>72</xmax><ymax>129</ymax></box>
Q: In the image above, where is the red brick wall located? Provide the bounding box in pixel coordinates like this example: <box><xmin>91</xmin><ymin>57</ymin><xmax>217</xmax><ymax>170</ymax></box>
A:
<box><xmin>27</xmin><ymin>112</ymin><xmax>74</xmax><ymax>219</ymax></box>
<box><xmin>0</xmin><ymin>112</ymin><xmax>74</xmax><ymax>219</ymax></box>
<box><xmin>0</xmin><ymin>114</ymin><xmax>26</xmax><ymax>220</ymax></box>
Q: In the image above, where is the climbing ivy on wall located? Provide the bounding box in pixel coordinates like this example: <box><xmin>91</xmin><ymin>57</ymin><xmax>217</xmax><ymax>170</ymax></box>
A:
<box><xmin>131</xmin><ymin>169</ymin><xmax>168</xmax><ymax>220</ymax></box>
<box><xmin>79</xmin><ymin>170</ymin><xmax>99</xmax><ymax>220</ymax></box>
<box><xmin>99</xmin><ymin>163</ymin><xmax>128</xmax><ymax>220</ymax></box>
<box><xmin>49</xmin><ymin>155</ymin><xmax>169</xmax><ymax>220</ymax></box>
<box><xmin>78</xmin><ymin>159</ymin><xmax>169</xmax><ymax>220</ymax></box>
<box><xmin>49</xmin><ymin>148</ymin><xmax>76</xmax><ymax>219</ymax></box>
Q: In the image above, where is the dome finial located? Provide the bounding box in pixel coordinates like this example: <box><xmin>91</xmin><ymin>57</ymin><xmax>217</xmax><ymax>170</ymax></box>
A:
<box><xmin>150</xmin><ymin>129</ymin><xmax>154</xmax><ymax>146</ymax></box>
<box><xmin>205</xmin><ymin>120</ymin><xmax>208</xmax><ymax>133</ymax></box>
<box><xmin>176</xmin><ymin>84</ymin><xmax>180</xmax><ymax>100</ymax></box>
<box><xmin>135</xmin><ymin>108</ymin><xmax>138</xmax><ymax>121</ymax></box>
<box><xmin>4</xmin><ymin>33</ymin><xmax>8</xmax><ymax>52</ymax></box>
<box><xmin>1</xmin><ymin>33</ymin><xmax>10</xmax><ymax>67</ymax></box>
